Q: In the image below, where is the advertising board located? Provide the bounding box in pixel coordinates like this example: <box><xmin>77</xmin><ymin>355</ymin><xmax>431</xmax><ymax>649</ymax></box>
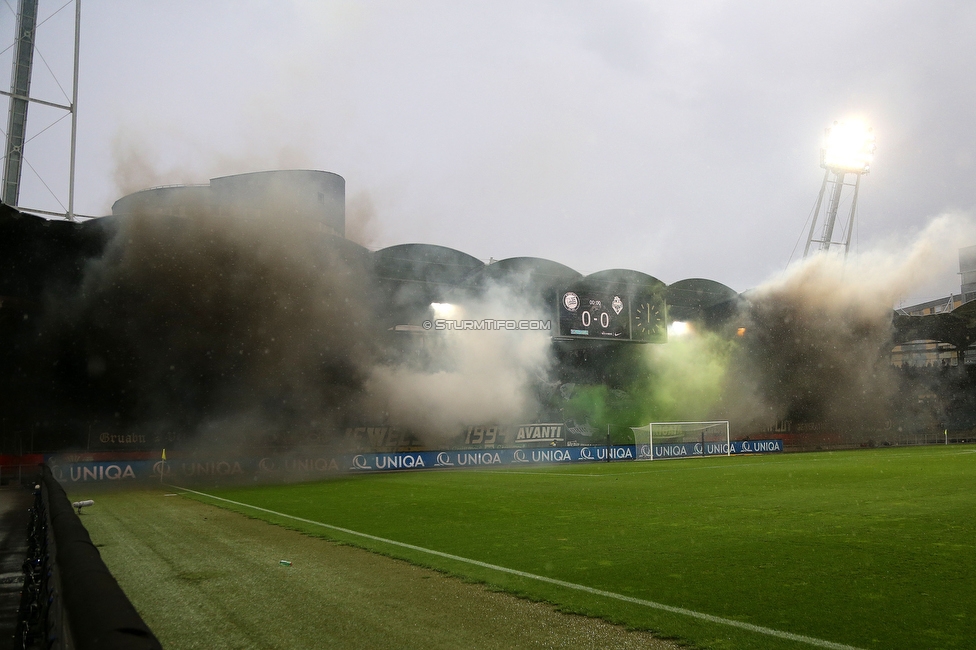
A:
<box><xmin>45</xmin><ymin>440</ymin><xmax>783</xmax><ymax>482</ymax></box>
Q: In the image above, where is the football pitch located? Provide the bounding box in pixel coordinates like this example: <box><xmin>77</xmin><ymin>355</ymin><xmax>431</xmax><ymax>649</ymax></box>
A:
<box><xmin>94</xmin><ymin>446</ymin><xmax>976</xmax><ymax>649</ymax></box>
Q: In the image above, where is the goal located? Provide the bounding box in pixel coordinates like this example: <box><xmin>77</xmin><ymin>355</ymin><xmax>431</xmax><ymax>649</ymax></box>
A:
<box><xmin>632</xmin><ymin>421</ymin><xmax>730</xmax><ymax>460</ymax></box>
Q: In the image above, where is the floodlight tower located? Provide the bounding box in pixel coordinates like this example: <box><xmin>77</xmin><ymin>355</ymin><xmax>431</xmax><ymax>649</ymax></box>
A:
<box><xmin>1</xmin><ymin>0</ymin><xmax>82</xmax><ymax>220</ymax></box>
<box><xmin>803</xmin><ymin>120</ymin><xmax>876</xmax><ymax>258</ymax></box>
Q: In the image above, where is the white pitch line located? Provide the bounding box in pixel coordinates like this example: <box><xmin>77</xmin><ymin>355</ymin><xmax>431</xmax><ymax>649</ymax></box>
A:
<box><xmin>481</xmin><ymin>470</ymin><xmax>607</xmax><ymax>477</ymax></box>
<box><xmin>487</xmin><ymin>464</ymin><xmax>734</xmax><ymax>477</ymax></box>
<box><xmin>176</xmin><ymin>485</ymin><xmax>863</xmax><ymax>650</ymax></box>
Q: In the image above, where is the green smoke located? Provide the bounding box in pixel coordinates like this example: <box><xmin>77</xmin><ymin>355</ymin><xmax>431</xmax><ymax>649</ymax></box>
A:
<box><xmin>639</xmin><ymin>329</ymin><xmax>736</xmax><ymax>422</ymax></box>
<box><xmin>559</xmin><ymin>329</ymin><xmax>738</xmax><ymax>442</ymax></box>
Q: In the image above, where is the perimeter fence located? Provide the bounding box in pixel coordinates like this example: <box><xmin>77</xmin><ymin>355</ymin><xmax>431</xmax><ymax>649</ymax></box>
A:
<box><xmin>15</xmin><ymin>465</ymin><xmax>161</xmax><ymax>650</ymax></box>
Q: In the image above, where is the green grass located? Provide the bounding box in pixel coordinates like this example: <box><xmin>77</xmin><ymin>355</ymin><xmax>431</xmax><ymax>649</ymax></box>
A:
<box><xmin>78</xmin><ymin>490</ymin><xmax>683</xmax><ymax>649</ymax></box>
<box><xmin>188</xmin><ymin>446</ymin><xmax>976</xmax><ymax>650</ymax></box>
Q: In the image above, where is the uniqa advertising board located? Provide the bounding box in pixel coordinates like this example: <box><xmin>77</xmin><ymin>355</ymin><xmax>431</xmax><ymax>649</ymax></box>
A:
<box><xmin>644</xmin><ymin>439</ymin><xmax>783</xmax><ymax>459</ymax></box>
<box><xmin>46</xmin><ymin>440</ymin><xmax>783</xmax><ymax>482</ymax></box>
<box><xmin>352</xmin><ymin>440</ymin><xmax>782</xmax><ymax>471</ymax></box>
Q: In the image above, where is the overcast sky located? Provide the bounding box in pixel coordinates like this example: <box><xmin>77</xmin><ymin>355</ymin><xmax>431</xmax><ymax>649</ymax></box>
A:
<box><xmin>3</xmin><ymin>1</ymin><xmax>975</xmax><ymax>302</ymax></box>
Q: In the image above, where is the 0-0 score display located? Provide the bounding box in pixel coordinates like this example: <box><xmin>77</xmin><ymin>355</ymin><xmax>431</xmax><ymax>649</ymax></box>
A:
<box><xmin>557</xmin><ymin>289</ymin><xmax>666</xmax><ymax>343</ymax></box>
<box><xmin>580</xmin><ymin>307</ymin><xmax>612</xmax><ymax>329</ymax></box>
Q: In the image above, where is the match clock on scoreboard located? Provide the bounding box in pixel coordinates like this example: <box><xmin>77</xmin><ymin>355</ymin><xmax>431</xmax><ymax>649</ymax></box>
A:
<box><xmin>632</xmin><ymin>297</ymin><xmax>667</xmax><ymax>342</ymax></box>
<box><xmin>557</xmin><ymin>290</ymin><xmax>667</xmax><ymax>343</ymax></box>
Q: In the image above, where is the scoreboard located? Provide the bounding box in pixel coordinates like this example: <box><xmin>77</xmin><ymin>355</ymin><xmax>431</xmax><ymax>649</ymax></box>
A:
<box><xmin>557</xmin><ymin>289</ymin><xmax>667</xmax><ymax>343</ymax></box>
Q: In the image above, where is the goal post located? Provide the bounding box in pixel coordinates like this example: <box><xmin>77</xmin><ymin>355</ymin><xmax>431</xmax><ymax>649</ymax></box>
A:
<box><xmin>633</xmin><ymin>421</ymin><xmax>730</xmax><ymax>460</ymax></box>
<box><xmin>631</xmin><ymin>425</ymin><xmax>652</xmax><ymax>460</ymax></box>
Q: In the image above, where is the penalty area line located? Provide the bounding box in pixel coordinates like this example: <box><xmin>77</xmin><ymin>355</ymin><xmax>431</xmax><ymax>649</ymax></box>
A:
<box><xmin>175</xmin><ymin>485</ymin><xmax>862</xmax><ymax>650</ymax></box>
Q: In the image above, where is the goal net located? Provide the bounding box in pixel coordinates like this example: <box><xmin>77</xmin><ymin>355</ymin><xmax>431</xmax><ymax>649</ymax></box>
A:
<box><xmin>632</xmin><ymin>421</ymin><xmax>730</xmax><ymax>460</ymax></box>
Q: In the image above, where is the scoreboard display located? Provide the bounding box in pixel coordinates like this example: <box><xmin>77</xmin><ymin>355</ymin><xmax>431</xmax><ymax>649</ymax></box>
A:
<box><xmin>557</xmin><ymin>289</ymin><xmax>667</xmax><ymax>343</ymax></box>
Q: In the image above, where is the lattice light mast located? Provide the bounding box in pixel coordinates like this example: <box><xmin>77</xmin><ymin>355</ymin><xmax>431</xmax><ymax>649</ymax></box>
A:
<box><xmin>2</xmin><ymin>0</ymin><xmax>39</xmax><ymax>207</ymax></box>
<box><xmin>1</xmin><ymin>0</ymin><xmax>82</xmax><ymax>220</ymax></box>
<box><xmin>803</xmin><ymin>120</ymin><xmax>876</xmax><ymax>258</ymax></box>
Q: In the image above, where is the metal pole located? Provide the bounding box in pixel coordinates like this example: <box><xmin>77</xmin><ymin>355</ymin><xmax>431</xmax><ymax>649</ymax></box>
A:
<box><xmin>67</xmin><ymin>0</ymin><xmax>81</xmax><ymax>222</ymax></box>
<box><xmin>803</xmin><ymin>169</ymin><xmax>831</xmax><ymax>258</ymax></box>
<box><xmin>819</xmin><ymin>171</ymin><xmax>846</xmax><ymax>252</ymax></box>
<box><xmin>842</xmin><ymin>173</ymin><xmax>861</xmax><ymax>258</ymax></box>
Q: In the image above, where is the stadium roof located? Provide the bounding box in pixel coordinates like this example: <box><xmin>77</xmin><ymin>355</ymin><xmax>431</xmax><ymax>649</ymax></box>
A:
<box><xmin>578</xmin><ymin>269</ymin><xmax>666</xmax><ymax>292</ymax></box>
<box><xmin>892</xmin><ymin>300</ymin><xmax>976</xmax><ymax>352</ymax></box>
<box><xmin>462</xmin><ymin>256</ymin><xmax>583</xmax><ymax>299</ymax></box>
<box><xmin>373</xmin><ymin>243</ymin><xmax>484</xmax><ymax>287</ymax></box>
<box><xmin>666</xmin><ymin>278</ymin><xmax>740</xmax><ymax>323</ymax></box>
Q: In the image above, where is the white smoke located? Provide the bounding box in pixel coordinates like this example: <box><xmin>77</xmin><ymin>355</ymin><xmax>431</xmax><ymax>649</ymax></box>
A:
<box><xmin>366</xmin><ymin>283</ymin><xmax>552</xmax><ymax>438</ymax></box>
<box><xmin>731</xmin><ymin>210</ymin><xmax>976</xmax><ymax>430</ymax></box>
<box><xmin>763</xmin><ymin>211</ymin><xmax>976</xmax><ymax>310</ymax></box>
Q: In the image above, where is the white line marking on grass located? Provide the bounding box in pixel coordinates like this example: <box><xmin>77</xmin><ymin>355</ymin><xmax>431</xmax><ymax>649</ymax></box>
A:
<box><xmin>482</xmin><ymin>470</ymin><xmax>607</xmax><ymax>477</ymax></box>
<box><xmin>176</xmin><ymin>485</ymin><xmax>864</xmax><ymax>650</ymax></box>
<box><xmin>491</xmin><ymin>462</ymin><xmax>749</xmax><ymax>478</ymax></box>
<box><xmin>600</xmin><ymin>465</ymin><xmax>731</xmax><ymax>475</ymax></box>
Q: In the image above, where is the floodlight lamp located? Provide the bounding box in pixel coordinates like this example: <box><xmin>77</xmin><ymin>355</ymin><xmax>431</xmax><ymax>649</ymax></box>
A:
<box><xmin>430</xmin><ymin>302</ymin><xmax>457</xmax><ymax>318</ymax></box>
<box><xmin>668</xmin><ymin>321</ymin><xmax>691</xmax><ymax>338</ymax></box>
<box><xmin>821</xmin><ymin>120</ymin><xmax>876</xmax><ymax>174</ymax></box>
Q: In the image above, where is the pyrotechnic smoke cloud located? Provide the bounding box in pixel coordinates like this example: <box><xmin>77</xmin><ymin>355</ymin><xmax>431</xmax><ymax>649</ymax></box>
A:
<box><xmin>32</xmin><ymin>190</ymin><xmax>552</xmax><ymax>451</ymax></box>
<box><xmin>19</xmin><ymin>176</ymin><xmax>974</xmax><ymax>454</ymax></box>
<box><xmin>740</xmin><ymin>212</ymin><xmax>975</xmax><ymax>426</ymax></box>
<box><xmin>39</xmin><ymin>198</ymin><xmax>378</xmax><ymax>451</ymax></box>
<box><xmin>110</xmin><ymin>127</ymin><xmax>315</xmax><ymax>206</ymax></box>
<box><xmin>641</xmin><ymin>330</ymin><xmax>737</xmax><ymax>422</ymax></box>
<box><xmin>344</xmin><ymin>190</ymin><xmax>379</xmax><ymax>247</ymax></box>
<box><xmin>625</xmin><ymin>211</ymin><xmax>976</xmax><ymax>437</ymax></box>
<box><xmin>366</xmin><ymin>283</ymin><xmax>552</xmax><ymax>438</ymax></box>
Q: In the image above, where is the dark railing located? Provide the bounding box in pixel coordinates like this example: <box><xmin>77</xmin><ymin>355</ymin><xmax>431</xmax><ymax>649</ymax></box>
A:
<box><xmin>16</xmin><ymin>465</ymin><xmax>161</xmax><ymax>650</ymax></box>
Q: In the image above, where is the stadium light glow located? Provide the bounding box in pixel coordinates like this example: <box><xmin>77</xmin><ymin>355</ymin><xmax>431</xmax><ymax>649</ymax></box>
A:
<box><xmin>668</xmin><ymin>321</ymin><xmax>691</xmax><ymax>337</ymax></box>
<box><xmin>430</xmin><ymin>302</ymin><xmax>457</xmax><ymax>318</ymax></box>
<box><xmin>821</xmin><ymin>120</ymin><xmax>876</xmax><ymax>174</ymax></box>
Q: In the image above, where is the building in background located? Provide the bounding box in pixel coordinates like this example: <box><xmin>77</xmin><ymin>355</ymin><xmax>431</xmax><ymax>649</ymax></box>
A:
<box><xmin>112</xmin><ymin>170</ymin><xmax>345</xmax><ymax>238</ymax></box>
<box><xmin>960</xmin><ymin>244</ymin><xmax>976</xmax><ymax>305</ymax></box>
<box><xmin>891</xmin><ymin>245</ymin><xmax>976</xmax><ymax>367</ymax></box>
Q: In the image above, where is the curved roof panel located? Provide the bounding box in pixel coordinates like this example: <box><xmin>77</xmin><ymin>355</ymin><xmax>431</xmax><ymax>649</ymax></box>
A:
<box><xmin>666</xmin><ymin>278</ymin><xmax>740</xmax><ymax>323</ymax></box>
<box><xmin>578</xmin><ymin>269</ymin><xmax>666</xmax><ymax>292</ymax></box>
<box><xmin>467</xmin><ymin>257</ymin><xmax>583</xmax><ymax>289</ymax></box>
<box><xmin>462</xmin><ymin>256</ymin><xmax>582</xmax><ymax>299</ymax></box>
<box><xmin>373</xmin><ymin>243</ymin><xmax>485</xmax><ymax>287</ymax></box>
<box><xmin>667</xmin><ymin>278</ymin><xmax>738</xmax><ymax>307</ymax></box>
